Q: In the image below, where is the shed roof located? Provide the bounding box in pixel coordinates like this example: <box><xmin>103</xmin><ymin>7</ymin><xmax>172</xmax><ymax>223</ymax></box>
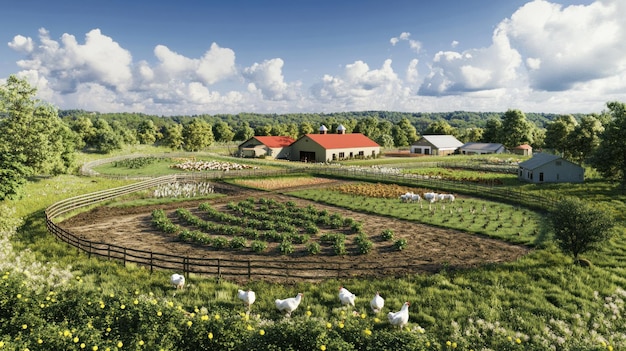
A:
<box><xmin>460</xmin><ymin>142</ymin><xmax>504</xmax><ymax>152</ymax></box>
<box><xmin>304</xmin><ymin>133</ymin><xmax>379</xmax><ymax>149</ymax></box>
<box><xmin>417</xmin><ymin>135</ymin><xmax>464</xmax><ymax>149</ymax></box>
<box><xmin>251</xmin><ymin>136</ymin><xmax>295</xmax><ymax>148</ymax></box>
<box><xmin>515</xmin><ymin>144</ymin><xmax>533</xmax><ymax>150</ymax></box>
<box><xmin>518</xmin><ymin>153</ymin><xmax>562</xmax><ymax>170</ymax></box>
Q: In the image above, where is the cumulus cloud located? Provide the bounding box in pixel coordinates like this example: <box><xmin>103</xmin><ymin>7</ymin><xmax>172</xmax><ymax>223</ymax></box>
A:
<box><xmin>419</xmin><ymin>26</ymin><xmax>522</xmax><ymax>95</ymax></box>
<box><xmin>501</xmin><ymin>0</ymin><xmax>626</xmax><ymax>91</ymax></box>
<box><xmin>310</xmin><ymin>59</ymin><xmax>409</xmax><ymax>111</ymax></box>
<box><xmin>389</xmin><ymin>32</ymin><xmax>422</xmax><ymax>53</ymax></box>
<box><xmin>242</xmin><ymin>58</ymin><xmax>299</xmax><ymax>100</ymax></box>
<box><xmin>9</xmin><ymin>28</ymin><xmax>133</xmax><ymax>93</ymax></box>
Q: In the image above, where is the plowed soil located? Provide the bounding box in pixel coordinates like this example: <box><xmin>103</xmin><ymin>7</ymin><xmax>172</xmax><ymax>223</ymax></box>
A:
<box><xmin>59</xmin><ymin>182</ymin><xmax>530</xmax><ymax>283</ymax></box>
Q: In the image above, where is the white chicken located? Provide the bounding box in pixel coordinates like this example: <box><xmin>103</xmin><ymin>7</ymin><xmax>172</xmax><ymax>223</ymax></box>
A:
<box><xmin>237</xmin><ymin>289</ymin><xmax>256</xmax><ymax>311</ymax></box>
<box><xmin>170</xmin><ymin>273</ymin><xmax>185</xmax><ymax>290</ymax></box>
<box><xmin>338</xmin><ymin>286</ymin><xmax>356</xmax><ymax>307</ymax></box>
<box><xmin>388</xmin><ymin>301</ymin><xmax>410</xmax><ymax>329</ymax></box>
<box><xmin>370</xmin><ymin>291</ymin><xmax>385</xmax><ymax>313</ymax></box>
<box><xmin>275</xmin><ymin>293</ymin><xmax>303</xmax><ymax>317</ymax></box>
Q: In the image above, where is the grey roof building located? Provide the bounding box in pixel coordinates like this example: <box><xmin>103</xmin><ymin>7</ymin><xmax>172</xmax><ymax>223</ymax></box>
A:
<box><xmin>517</xmin><ymin>153</ymin><xmax>584</xmax><ymax>183</ymax></box>
<box><xmin>410</xmin><ymin>135</ymin><xmax>464</xmax><ymax>156</ymax></box>
<box><xmin>460</xmin><ymin>142</ymin><xmax>506</xmax><ymax>155</ymax></box>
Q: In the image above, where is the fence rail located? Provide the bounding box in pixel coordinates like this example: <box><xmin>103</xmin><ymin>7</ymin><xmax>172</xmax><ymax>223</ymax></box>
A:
<box><xmin>46</xmin><ymin>167</ymin><xmax>555</xmax><ymax>282</ymax></box>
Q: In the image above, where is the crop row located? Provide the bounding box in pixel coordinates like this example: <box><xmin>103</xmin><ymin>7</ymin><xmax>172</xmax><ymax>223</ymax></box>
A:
<box><xmin>331</xmin><ymin>182</ymin><xmax>430</xmax><ymax>199</ymax></box>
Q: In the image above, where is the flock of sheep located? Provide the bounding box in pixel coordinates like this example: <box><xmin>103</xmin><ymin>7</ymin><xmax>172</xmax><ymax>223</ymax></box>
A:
<box><xmin>399</xmin><ymin>191</ymin><xmax>455</xmax><ymax>203</ymax></box>
<box><xmin>170</xmin><ymin>274</ymin><xmax>410</xmax><ymax>329</ymax></box>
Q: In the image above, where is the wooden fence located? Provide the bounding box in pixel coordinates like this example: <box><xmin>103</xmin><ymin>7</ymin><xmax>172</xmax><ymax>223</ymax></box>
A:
<box><xmin>46</xmin><ymin>167</ymin><xmax>555</xmax><ymax>282</ymax></box>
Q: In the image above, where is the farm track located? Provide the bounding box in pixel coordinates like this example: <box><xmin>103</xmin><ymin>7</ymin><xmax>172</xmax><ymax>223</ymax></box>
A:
<box><xmin>59</xmin><ymin>180</ymin><xmax>530</xmax><ymax>282</ymax></box>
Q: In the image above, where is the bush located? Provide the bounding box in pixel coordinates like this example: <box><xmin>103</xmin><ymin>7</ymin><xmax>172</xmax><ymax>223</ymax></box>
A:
<box><xmin>250</xmin><ymin>240</ymin><xmax>268</xmax><ymax>253</ymax></box>
<box><xmin>212</xmin><ymin>237</ymin><xmax>229</xmax><ymax>249</ymax></box>
<box><xmin>393</xmin><ymin>238</ymin><xmax>408</xmax><ymax>251</ymax></box>
<box><xmin>278</xmin><ymin>240</ymin><xmax>294</xmax><ymax>255</ymax></box>
<box><xmin>229</xmin><ymin>236</ymin><xmax>247</xmax><ymax>250</ymax></box>
<box><xmin>306</xmin><ymin>242</ymin><xmax>321</xmax><ymax>255</ymax></box>
<box><xmin>381</xmin><ymin>229</ymin><xmax>394</xmax><ymax>241</ymax></box>
<box><xmin>355</xmin><ymin>234</ymin><xmax>373</xmax><ymax>254</ymax></box>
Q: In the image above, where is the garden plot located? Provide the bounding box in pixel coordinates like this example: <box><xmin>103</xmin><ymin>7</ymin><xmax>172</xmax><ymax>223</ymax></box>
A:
<box><xmin>58</xmin><ymin>182</ymin><xmax>529</xmax><ymax>281</ymax></box>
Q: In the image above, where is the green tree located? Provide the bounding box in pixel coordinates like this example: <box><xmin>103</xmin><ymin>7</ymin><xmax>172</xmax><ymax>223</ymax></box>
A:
<box><xmin>481</xmin><ymin>118</ymin><xmax>502</xmax><ymax>143</ymax></box>
<box><xmin>183</xmin><ymin>119</ymin><xmax>213</xmax><ymax>151</ymax></box>
<box><xmin>375</xmin><ymin>134</ymin><xmax>395</xmax><ymax>149</ymax></box>
<box><xmin>545</xmin><ymin>115</ymin><xmax>577</xmax><ymax>154</ymax></box>
<box><xmin>234</xmin><ymin>122</ymin><xmax>255</xmax><ymax>141</ymax></box>
<box><xmin>136</xmin><ymin>120</ymin><xmax>159</xmax><ymax>145</ymax></box>
<box><xmin>423</xmin><ymin>120</ymin><xmax>457</xmax><ymax>136</ymax></box>
<box><xmin>590</xmin><ymin>101</ymin><xmax>626</xmax><ymax>188</ymax></box>
<box><xmin>298</xmin><ymin>121</ymin><xmax>314</xmax><ymax>137</ymax></box>
<box><xmin>111</xmin><ymin>120</ymin><xmax>138</xmax><ymax>145</ymax></box>
<box><xmin>70</xmin><ymin>116</ymin><xmax>97</xmax><ymax>149</ymax></box>
<box><xmin>162</xmin><ymin>124</ymin><xmax>184</xmax><ymax>150</ymax></box>
<box><xmin>390</xmin><ymin>118</ymin><xmax>418</xmax><ymax>147</ymax></box>
<box><xmin>549</xmin><ymin>197</ymin><xmax>614</xmax><ymax>262</ymax></box>
<box><xmin>91</xmin><ymin>119</ymin><xmax>124</xmax><ymax>153</ymax></box>
<box><xmin>0</xmin><ymin>75</ymin><xmax>75</xmax><ymax>175</ymax></box>
<box><xmin>564</xmin><ymin>115</ymin><xmax>603</xmax><ymax>164</ymax></box>
<box><xmin>212</xmin><ymin>121</ymin><xmax>235</xmax><ymax>143</ymax></box>
<box><xmin>500</xmin><ymin>109</ymin><xmax>534</xmax><ymax>149</ymax></box>
<box><xmin>458</xmin><ymin>128</ymin><xmax>484</xmax><ymax>143</ymax></box>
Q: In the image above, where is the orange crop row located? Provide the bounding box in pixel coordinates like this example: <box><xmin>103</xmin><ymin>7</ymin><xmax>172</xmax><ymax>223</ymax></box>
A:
<box><xmin>235</xmin><ymin>177</ymin><xmax>338</xmax><ymax>190</ymax></box>
<box><xmin>331</xmin><ymin>183</ymin><xmax>429</xmax><ymax>199</ymax></box>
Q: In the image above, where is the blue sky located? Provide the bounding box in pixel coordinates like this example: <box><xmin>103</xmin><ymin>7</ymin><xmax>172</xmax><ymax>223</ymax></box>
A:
<box><xmin>2</xmin><ymin>0</ymin><xmax>623</xmax><ymax>116</ymax></box>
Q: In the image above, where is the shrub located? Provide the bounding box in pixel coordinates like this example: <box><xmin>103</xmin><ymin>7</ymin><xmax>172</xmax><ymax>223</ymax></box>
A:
<box><xmin>212</xmin><ymin>237</ymin><xmax>229</xmax><ymax>249</ymax></box>
<box><xmin>304</xmin><ymin>224</ymin><xmax>319</xmax><ymax>235</ymax></box>
<box><xmin>293</xmin><ymin>234</ymin><xmax>310</xmax><ymax>244</ymax></box>
<box><xmin>229</xmin><ymin>236</ymin><xmax>247</xmax><ymax>250</ymax></box>
<box><xmin>250</xmin><ymin>240</ymin><xmax>268</xmax><ymax>253</ymax></box>
<box><xmin>306</xmin><ymin>242</ymin><xmax>321</xmax><ymax>255</ymax></box>
<box><xmin>381</xmin><ymin>229</ymin><xmax>394</xmax><ymax>241</ymax></box>
<box><xmin>393</xmin><ymin>238</ymin><xmax>408</xmax><ymax>251</ymax></box>
<box><xmin>355</xmin><ymin>234</ymin><xmax>373</xmax><ymax>254</ymax></box>
<box><xmin>278</xmin><ymin>240</ymin><xmax>294</xmax><ymax>255</ymax></box>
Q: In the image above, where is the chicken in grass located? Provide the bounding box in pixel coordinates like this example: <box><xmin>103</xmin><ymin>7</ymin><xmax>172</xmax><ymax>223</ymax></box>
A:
<box><xmin>338</xmin><ymin>286</ymin><xmax>356</xmax><ymax>307</ymax></box>
<box><xmin>237</xmin><ymin>289</ymin><xmax>256</xmax><ymax>311</ymax></box>
<box><xmin>275</xmin><ymin>293</ymin><xmax>303</xmax><ymax>317</ymax></box>
<box><xmin>370</xmin><ymin>291</ymin><xmax>385</xmax><ymax>313</ymax></box>
<box><xmin>388</xmin><ymin>301</ymin><xmax>410</xmax><ymax>329</ymax></box>
<box><xmin>170</xmin><ymin>274</ymin><xmax>185</xmax><ymax>290</ymax></box>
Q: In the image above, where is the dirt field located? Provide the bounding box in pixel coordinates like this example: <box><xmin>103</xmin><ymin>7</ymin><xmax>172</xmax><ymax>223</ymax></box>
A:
<box><xmin>59</xmin><ymin>182</ymin><xmax>530</xmax><ymax>282</ymax></box>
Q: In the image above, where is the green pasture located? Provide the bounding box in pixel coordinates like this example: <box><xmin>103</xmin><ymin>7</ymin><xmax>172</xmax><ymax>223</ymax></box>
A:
<box><xmin>287</xmin><ymin>187</ymin><xmax>545</xmax><ymax>246</ymax></box>
<box><xmin>2</xmin><ymin>155</ymin><xmax>626</xmax><ymax>350</ymax></box>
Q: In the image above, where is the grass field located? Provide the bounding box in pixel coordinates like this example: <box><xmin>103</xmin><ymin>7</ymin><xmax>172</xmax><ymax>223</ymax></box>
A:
<box><xmin>2</xmin><ymin>150</ymin><xmax>625</xmax><ymax>350</ymax></box>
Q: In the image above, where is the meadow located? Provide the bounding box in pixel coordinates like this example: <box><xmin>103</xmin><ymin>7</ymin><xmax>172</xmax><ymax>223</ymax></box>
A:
<box><xmin>1</xmin><ymin>151</ymin><xmax>625</xmax><ymax>350</ymax></box>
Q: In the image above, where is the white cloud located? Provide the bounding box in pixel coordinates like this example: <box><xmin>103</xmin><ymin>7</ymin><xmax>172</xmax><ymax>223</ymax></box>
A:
<box><xmin>406</xmin><ymin>59</ymin><xmax>419</xmax><ymax>84</ymax></box>
<box><xmin>451</xmin><ymin>40</ymin><xmax>459</xmax><ymax>48</ymax></box>
<box><xmin>196</xmin><ymin>43</ymin><xmax>237</xmax><ymax>85</ymax></box>
<box><xmin>8</xmin><ymin>35</ymin><xmax>34</xmax><ymax>53</ymax></box>
<box><xmin>390</xmin><ymin>32</ymin><xmax>421</xmax><ymax>53</ymax></box>
<box><xmin>310</xmin><ymin>59</ymin><xmax>409</xmax><ymax>111</ymax></box>
<box><xmin>501</xmin><ymin>0</ymin><xmax>626</xmax><ymax>91</ymax></box>
<box><xmin>10</xmin><ymin>28</ymin><xmax>133</xmax><ymax>93</ymax></box>
<box><xmin>242</xmin><ymin>58</ymin><xmax>298</xmax><ymax>100</ymax></box>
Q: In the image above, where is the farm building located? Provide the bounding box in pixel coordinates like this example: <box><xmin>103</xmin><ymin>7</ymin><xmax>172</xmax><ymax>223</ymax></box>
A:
<box><xmin>517</xmin><ymin>153</ymin><xmax>584</xmax><ymax>183</ymax></box>
<box><xmin>459</xmin><ymin>142</ymin><xmax>505</xmax><ymax>155</ymax></box>
<box><xmin>513</xmin><ymin>144</ymin><xmax>533</xmax><ymax>156</ymax></box>
<box><xmin>238</xmin><ymin>136</ymin><xmax>295</xmax><ymax>159</ymax></box>
<box><xmin>410</xmin><ymin>135</ymin><xmax>464</xmax><ymax>156</ymax></box>
<box><xmin>288</xmin><ymin>125</ymin><xmax>380</xmax><ymax>162</ymax></box>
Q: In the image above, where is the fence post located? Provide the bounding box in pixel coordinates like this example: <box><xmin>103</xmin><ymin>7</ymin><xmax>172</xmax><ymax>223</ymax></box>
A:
<box><xmin>123</xmin><ymin>248</ymin><xmax>127</xmax><ymax>267</ymax></box>
<box><xmin>88</xmin><ymin>241</ymin><xmax>92</xmax><ymax>259</ymax></box>
<box><xmin>150</xmin><ymin>252</ymin><xmax>153</xmax><ymax>274</ymax></box>
<box><xmin>217</xmin><ymin>259</ymin><xmax>221</xmax><ymax>277</ymax></box>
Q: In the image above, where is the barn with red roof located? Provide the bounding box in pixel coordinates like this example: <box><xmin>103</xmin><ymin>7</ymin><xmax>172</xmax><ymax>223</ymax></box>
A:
<box><xmin>288</xmin><ymin>124</ymin><xmax>380</xmax><ymax>163</ymax></box>
<box><xmin>238</xmin><ymin>136</ymin><xmax>296</xmax><ymax>159</ymax></box>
